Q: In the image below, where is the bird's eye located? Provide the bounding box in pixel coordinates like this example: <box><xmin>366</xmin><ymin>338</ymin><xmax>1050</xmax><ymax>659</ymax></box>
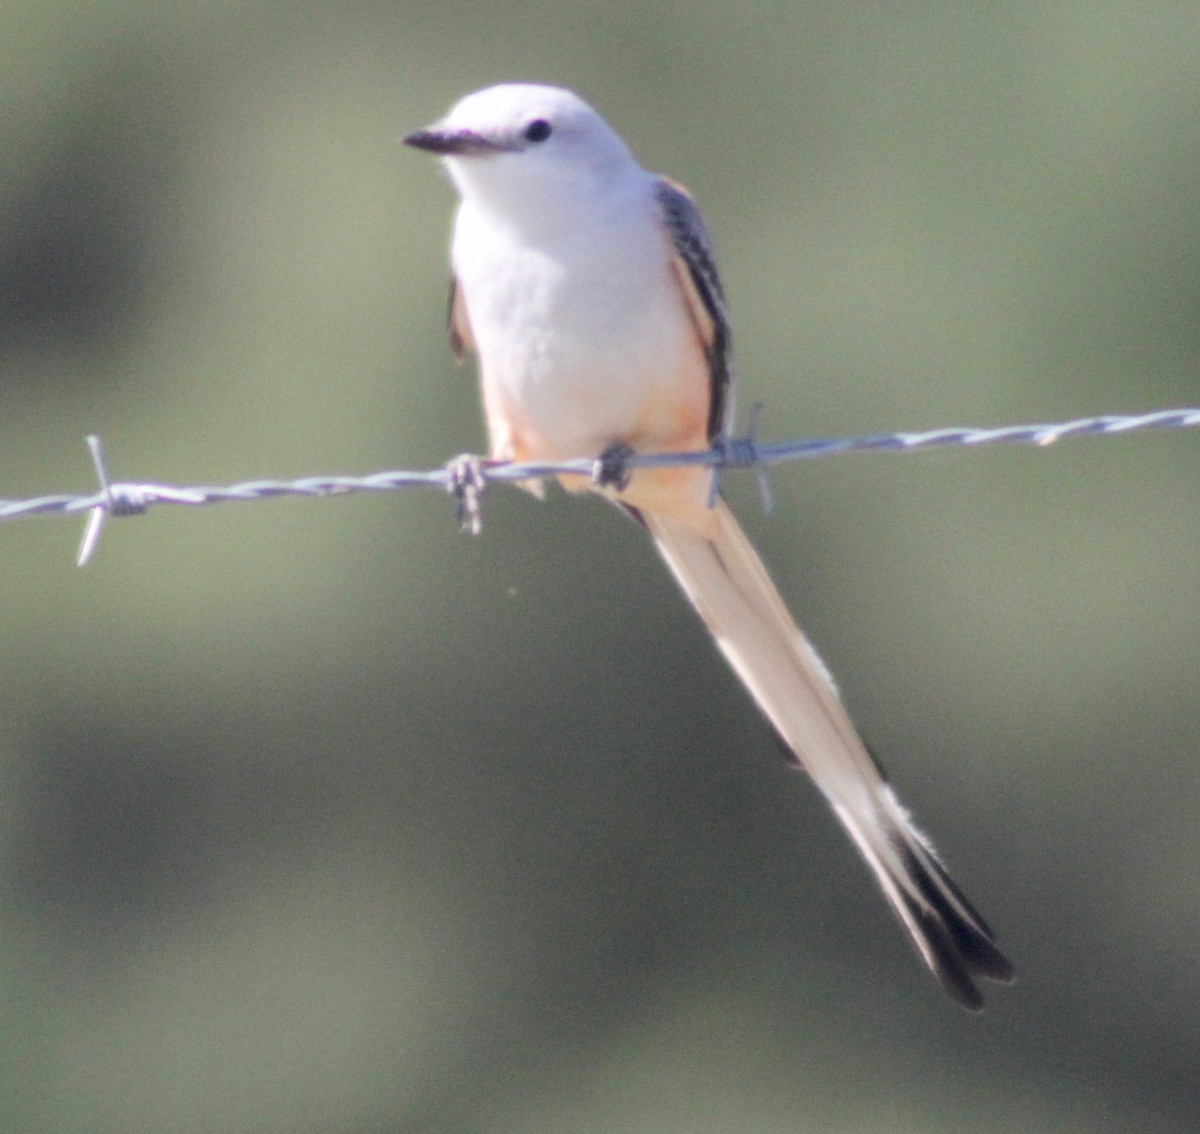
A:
<box><xmin>523</xmin><ymin>118</ymin><xmax>552</xmax><ymax>143</ymax></box>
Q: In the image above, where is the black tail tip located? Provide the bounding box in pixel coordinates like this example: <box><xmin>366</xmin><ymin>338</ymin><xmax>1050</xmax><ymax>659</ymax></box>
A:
<box><xmin>900</xmin><ymin>841</ymin><xmax>1016</xmax><ymax>1011</ymax></box>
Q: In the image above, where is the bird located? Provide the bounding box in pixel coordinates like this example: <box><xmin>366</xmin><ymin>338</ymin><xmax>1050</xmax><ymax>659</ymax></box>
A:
<box><xmin>404</xmin><ymin>83</ymin><xmax>1014</xmax><ymax>1010</ymax></box>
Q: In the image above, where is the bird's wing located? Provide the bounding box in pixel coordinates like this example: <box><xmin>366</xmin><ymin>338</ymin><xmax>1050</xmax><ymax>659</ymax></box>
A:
<box><xmin>447</xmin><ymin>274</ymin><xmax>474</xmax><ymax>362</ymax></box>
<box><xmin>654</xmin><ymin>178</ymin><xmax>733</xmax><ymax>445</ymax></box>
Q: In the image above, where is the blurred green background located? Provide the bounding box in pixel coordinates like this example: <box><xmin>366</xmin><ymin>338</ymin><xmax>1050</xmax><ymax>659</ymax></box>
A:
<box><xmin>2</xmin><ymin>3</ymin><xmax>1199</xmax><ymax>1131</ymax></box>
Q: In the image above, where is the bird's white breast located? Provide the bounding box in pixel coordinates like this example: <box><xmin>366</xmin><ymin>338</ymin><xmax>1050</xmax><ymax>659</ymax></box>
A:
<box><xmin>451</xmin><ymin>188</ymin><xmax>701</xmax><ymax>459</ymax></box>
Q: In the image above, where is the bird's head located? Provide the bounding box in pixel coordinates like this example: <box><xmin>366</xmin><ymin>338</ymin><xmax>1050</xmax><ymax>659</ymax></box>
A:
<box><xmin>404</xmin><ymin>83</ymin><xmax>642</xmax><ymax>218</ymax></box>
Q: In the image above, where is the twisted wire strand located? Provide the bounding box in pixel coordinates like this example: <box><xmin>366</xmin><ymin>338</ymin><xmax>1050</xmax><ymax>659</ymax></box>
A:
<box><xmin>1</xmin><ymin>407</ymin><xmax>1196</xmax><ymax>562</ymax></box>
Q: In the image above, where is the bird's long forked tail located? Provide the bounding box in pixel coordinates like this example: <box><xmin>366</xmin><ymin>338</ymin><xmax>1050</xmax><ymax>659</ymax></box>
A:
<box><xmin>644</xmin><ymin>499</ymin><xmax>1015</xmax><ymax>1010</ymax></box>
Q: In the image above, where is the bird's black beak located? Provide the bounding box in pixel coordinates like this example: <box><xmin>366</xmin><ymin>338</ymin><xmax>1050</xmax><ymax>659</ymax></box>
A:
<box><xmin>403</xmin><ymin>128</ymin><xmax>514</xmax><ymax>157</ymax></box>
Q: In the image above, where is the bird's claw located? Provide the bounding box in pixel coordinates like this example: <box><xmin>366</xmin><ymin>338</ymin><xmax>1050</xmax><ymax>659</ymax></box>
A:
<box><xmin>591</xmin><ymin>441</ymin><xmax>634</xmax><ymax>492</ymax></box>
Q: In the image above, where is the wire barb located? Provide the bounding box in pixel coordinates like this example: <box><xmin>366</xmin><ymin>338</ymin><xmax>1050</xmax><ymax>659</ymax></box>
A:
<box><xmin>75</xmin><ymin>436</ymin><xmax>153</xmax><ymax>566</ymax></box>
<box><xmin>709</xmin><ymin>402</ymin><xmax>773</xmax><ymax>512</ymax></box>
<box><xmin>745</xmin><ymin>402</ymin><xmax>774</xmax><ymax>514</ymax></box>
<box><xmin>445</xmin><ymin>454</ymin><xmax>488</xmax><ymax>535</ymax></box>
<box><xmin>77</xmin><ymin>436</ymin><xmax>111</xmax><ymax>567</ymax></box>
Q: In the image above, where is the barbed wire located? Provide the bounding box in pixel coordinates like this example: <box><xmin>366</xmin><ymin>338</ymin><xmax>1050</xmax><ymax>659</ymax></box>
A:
<box><xmin>1</xmin><ymin>407</ymin><xmax>1197</xmax><ymax>565</ymax></box>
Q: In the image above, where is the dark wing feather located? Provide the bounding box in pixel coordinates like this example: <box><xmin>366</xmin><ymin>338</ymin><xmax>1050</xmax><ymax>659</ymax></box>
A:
<box><xmin>447</xmin><ymin>275</ymin><xmax>474</xmax><ymax>361</ymax></box>
<box><xmin>654</xmin><ymin>178</ymin><xmax>733</xmax><ymax>444</ymax></box>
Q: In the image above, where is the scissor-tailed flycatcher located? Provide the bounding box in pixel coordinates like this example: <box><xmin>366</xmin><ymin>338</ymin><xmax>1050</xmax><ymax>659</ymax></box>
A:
<box><xmin>405</xmin><ymin>83</ymin><xmax>1014</xmax><ymax>1010</ymax></box>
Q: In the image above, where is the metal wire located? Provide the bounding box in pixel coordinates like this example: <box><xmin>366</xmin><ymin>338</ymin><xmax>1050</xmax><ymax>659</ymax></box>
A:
<box><xmin>1</xmin><ymin>407</ymin><xmax>1196</xmax><ymax>564</ymax></box>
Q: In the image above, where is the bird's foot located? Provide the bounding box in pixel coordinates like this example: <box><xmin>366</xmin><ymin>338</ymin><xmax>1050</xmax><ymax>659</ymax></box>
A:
<box><xmin>591</xmin><ymin>441</ymin><xmax>634</xmax><ymax>492</ymax></box>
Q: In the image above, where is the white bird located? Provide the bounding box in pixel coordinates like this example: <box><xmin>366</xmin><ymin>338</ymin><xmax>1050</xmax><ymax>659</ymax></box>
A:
<box><xmin>405</xmin><ymin>83</ymin><xmax>1014</xmax><ymax>1010</ymax></box>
